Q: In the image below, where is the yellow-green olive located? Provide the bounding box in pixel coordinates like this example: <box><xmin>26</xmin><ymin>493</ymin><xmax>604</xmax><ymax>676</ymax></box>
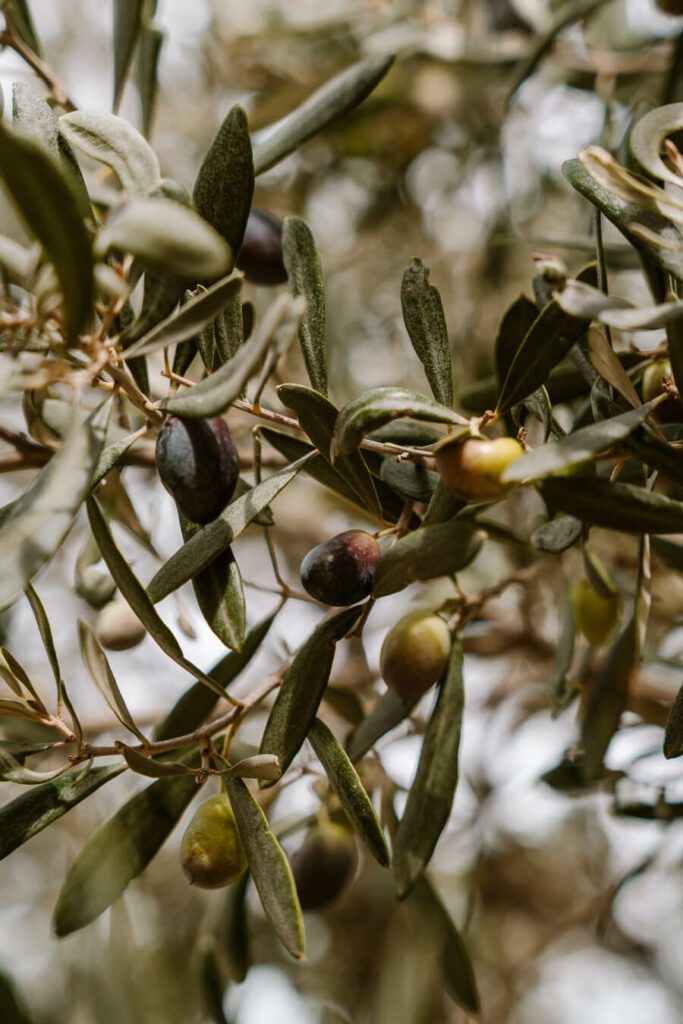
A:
<box><xmin>570</xmin><ymin>579</ymin><xmax>621</xmax><ymax>647</ymax></box>
<box><xmin>435</xmin><ymin>435</ymin><xmax>524</xmax><ymax>503</ymax></box>
<box><xmin>180</xmin><ymin>795</ymin><xmax>247</xmax><ymax>889</ymax></box>
<box><xmin>380</xmin><ymin>611</ymin><xmax>451</xmax><ymax>701</ymax></box>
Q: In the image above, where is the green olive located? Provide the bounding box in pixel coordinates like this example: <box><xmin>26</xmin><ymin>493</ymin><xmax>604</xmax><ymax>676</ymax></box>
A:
<box><xmin>291</xmin><ymin>824</ymin><xmax>358</xmax><ymax>911</ymax></box>
<box><xmin>570</xmin><ymin>579</ymin><xmax>621</xmax><ymax>647</ymax></box>
<box><xmin>435</xmin><ymin>435</ymin><xmax>524</xmax><ymax>503</ymax></box>
<box><xmin>180</xmin><ymin>794</ymin><xmax>247</xmax><ymax>889</ymax></box>
<box><xmin>95</xmin><ymin>599</ymin><xmax>146</xmax><ymax>651</ymax></box>
<box><xmin>380</xmin><ymin>611</ymin><xmax>451</xmax><ymax>701</ymax></box>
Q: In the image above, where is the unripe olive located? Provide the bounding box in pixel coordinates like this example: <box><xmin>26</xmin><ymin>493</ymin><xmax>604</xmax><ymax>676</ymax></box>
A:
<box><xmin>570</xmin><ymin>579</ymin><xmax>621</xmax><ymax>647</ymax></box>
<box><xmin>155</xmin><ymin>415</ymin><xmax>239</xmax><ymax>524</ymax></box>
<box><xmin>641</xmin><ymin>359</ymin><xmax>683</xmax><ymax>422</ymax></box>
<box><xmin>95</xmin><ymin>599</ymin><xmax>146</xmax><ymax>651</ymax></box>
<box><xmin>300</xmin><ymin>530</ymin><xmax>381</xmax><ymax>606</ymax></box>
<box><xmin>380</xmin><ymin>610</ymin><xmax>451</xmax><ymax>701</ymax></box>
<box><xmin>435</xmin><ymin>435</ymin><xmax>524</xmax><ymax>503</ymax></box>
<box><xmin>180</xmin><ymin>794</ymin><xmax>247</xmax><ymax>889</ymax></box>
<box><xmin>236</xmin><ymin>211</ymin><xmax>288</xmax><ymax>286</ymax></box>
<box><xmin>290</xmin><ymin>824</ymin><xmax>358</xmax><ymax>911</ymax></box>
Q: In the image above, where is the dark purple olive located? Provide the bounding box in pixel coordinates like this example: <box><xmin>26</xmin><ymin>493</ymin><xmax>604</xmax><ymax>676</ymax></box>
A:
<box><xmin>155</xmin><ymin>415</ymin><xmax>239</xmax><ymax>524</ymax></box>
<box><xmin>300</xmin><ymin>529</ymin><xmax>381</xmax><ymax>606</ymax></box>
<box><xmin>291</xmin><ymin>824</ymin><xmax>358</xmax><ymax>911</ymax></box>
<box><xmin>236</xmin><ymin>210</ymin><xmax>288</xmax><ymax>286</ymax></box>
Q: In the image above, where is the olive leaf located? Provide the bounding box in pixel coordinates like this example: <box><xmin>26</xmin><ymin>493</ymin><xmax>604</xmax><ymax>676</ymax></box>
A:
<box><xmin>409</xmin><ymin>877</ymin><xmax>480</xmax><ymax>1017</ymax></box>
<box><xmin>393</xmin><ymin>640</ymin><xmax>463</xmax><ymax>899</ymax></box>
<box><xmin>13</xmin><ymin>81</ymin><xmax>58</xmax><ymax>155</ymax></box>
<box><xmin>585</xmin><ymin>328</ymin><xmax>641</xmax><ymax>409</ymax></box>
<box><xmin>24</xmin><ymin>584</ymin><xmax>63</xmax><ymax>706</ymax></box>
<box><xmin>95</xmin><ymin>198</ymin><xmax>232</xmax><ymax>281</ymax></box>
<box><xmin>347</xmin><ymin>689</ymin><xmax>419</xmax><ymax>764</ymax></box>
<box><xmin>538</xmin><ymin>477</ymin><xmax>683</xmax><ymax>534</ymax></box>
<box><xmin>420</xmin><ymin>478</ymin><xmax>466</xmax><ymax>527</ymax></box>
<box><xmin>630</xmin><ymin>103</ymin><xmax>683</xmax><ymax>190</ymax></box>
<box><xmin>156</xmin><ymin>611</ymin><xmax>277</xmax><ymax>742</ymax></box>
<box><xmin>308</xmin><ymin>718</ymin><xmax>389</xmax><ymax>866</ymax></box>
<box><xmin>401</xmin><ymin>258</ymin><xmax>453</xmax><ymax>408</ymax></box>
<box><xmin>215</xmin><ymin>871</ymin><xmax>251</xmax><ymax>983</ymax></box>
<box><xmin>259</xmin><ymin>606</ymin><xmax>363</xmax><ymax>779</ymax></box>
<box><xmin>277</xmin><ymin>383</ymin><xmax>381</xmax><ymax>517</ymax></box>
<box><xmin>193</xmin><ymin>105</ymin><xmax>254</xmax><ymax>257</ymax></box>
<box><xmin>580</xmin><ymin>614</ymin><xmax>636</xmax><ymax>782</ymax></box>
<box><xmin>86</xmin><ymin>497</ymin><xmax>229</xmax><ymax>701</ymax></box>
<box><xmin>502</xmin><ymin>399</ymin><xmax>661</xmax><ymax>484</ymax></box>
<box><xmin>60</xmin><ymin>110</ymin><xmax>161</xmax><ymax>196</ymax></box>
<box><xmin>225</xmin><ymin>778</ymin><xmax>305</xmax><ymax>959</ymax></box>
<box><xmin>0</xmin><ymin>765</ymin><xmax>124</xmax><ymax>861</ymax></box>
<box><xmin>0</xmin><ymin>401</ymin><xmax>109</xmax><ymax>611</ymax></box>
<box><xmin>557</xmin><ymin>279</ymin><xmax>683</xmax><ymax>330</ymax></box>
<box><xmin>531</xmin><ymin>514</ymin><xmax>583</xmax><ymax>554</ymax></box>
<box><xmin>113</xmin><ymin>0</ymin><xmax>144</xmax><ymax>111</ymax></box>
<box><xmin>664</xmin><ymin>682</ymin><xmax>683</xmax><ymax>759</ymax></box>
<box><xmin>331</xmin><ymin>387</ymin><xmax>467</xmax><ymax>459</ymax></box>
<box><xmin>372</xmin><ymin>522</ymin><xmax>485</xmax><ymax>598</ymax></box>
<box><xmin>118</xmin><ymin>745</ymin><xmax>191</xmax><ymax>778</ymax></box>
<box><xmin>282</xmin><ymin>217</ymin><xmax>327</xmax><ymax>395</ymax></box>
<box><xmin>180</xmin><ymin>516</ymin><xmax>246</xmax><ymax>653</ymax></box>
<box><xmin>147</xmin><ymin>455</ymin><xmax>313</xmax><ymax>603</ymax></box>
<box><xmin>53</xmin><ymin>771</ymin><xmax>199</xmax><ymax>936</ymax></box>
<box><xmin>160</xmin><ymin>293</ymin><xmax>301</xmax><ymax>417</ymax></box>
<box><xmin>380</xmin><ymin>459</ymin><xmax>439</xmax><ymax>503</ymax></box>
<box><xmin>0</xmin><ymin>120</ymin><xmax>93</xmax><ymax>342</ymax></box>
<box><xmin>122</xmin><ymin>272</ymin><xmax>242</xmax><ymax>359</ymax></box>
<box><xmin>252</xmin><ymin>54</ymin><xmax>395</xmax><ymax>175</ymax></box>
<box><xmin>496</xmin><ymin>265</ymin><xmax>598</xmax><ymax>414</ymax></box>
<box><xmin>135</xmin><ymin>20</ymin><xmax>164</xmax><ymax>139</ymax></box>
<box><xmin>78</xmin><ymin>621</ymin><xmax>147</xmax><ymax>741</ymax></box>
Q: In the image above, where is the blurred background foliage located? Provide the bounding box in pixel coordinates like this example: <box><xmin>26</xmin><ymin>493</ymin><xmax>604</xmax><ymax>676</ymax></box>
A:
<box><xmin>1</xmin><ymin>1</ymin><xmax>683</xmax><ymax>1022</ymax></box>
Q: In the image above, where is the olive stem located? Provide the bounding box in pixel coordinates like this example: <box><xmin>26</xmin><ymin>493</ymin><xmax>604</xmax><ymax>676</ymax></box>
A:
<box><xmin>0</xmin><ymin>16</ymin><xmax>76</xmax><ymax>111</ymax></box>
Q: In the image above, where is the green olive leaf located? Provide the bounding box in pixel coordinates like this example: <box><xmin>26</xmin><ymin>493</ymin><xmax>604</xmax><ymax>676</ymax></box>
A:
<box><xmin>380</xmin><ymin>459</ymin><xmax>439</xmax><ymax>504</ymax></box>
<box><xmin>420</xmin><ymin>478</ymin><xmax>466</xmax><ymax>527</ymax></box>
<box><xmin>393</xmin><ymin>640</ymin><xmax>463</xmax><ymax>899</ymax></box>
<box><xmin>495</xmin><ymin>295</ymin><xmax>538</xmax><ymax>394</ymax></box>
<box><xmin>308</xmin><ymin>718</ymin><xmax>389</xmax><ymax>866</ymax></box>
<box><xmin>278</xmin><ymin>383</ymin><xmax>381</xmax><ymax>518</ymax></box>
<box><xmin>225</xmin><ymin>777</ymin><xmax>305</xmax><ymax>959</ymax></box>
<box><xmin>503</xmin><ymin>399</ymin><xmax>661</xmax><ymax>483</ymax></box>
<box><xmin>409</xmin><ymin>876</ymin><xmax>480</xmax><ymax>1017</ymax></box>
<box><xmin>60</xmin><ymin>110</ymin><xmax>160</xmax><ymax>196</ymax></box>
<box><xmin>78</xmin><ymin>620</ymin><xmax>147</xmax><ymax>741</ymax></box>
<box><xmin>53</xmin><ymin>771</ymin><xmax>199</xmax><ymax>936</ymax></box>
<box><xmin>160</xmin><ymin>293</ymin><xmax>301</xmax><ymax>417</ymax></box>
<box><xmin>7</xmin><ymin>0</ymin><xmax>42</xmax><ymax>55</ymax></box>
<box><xmin>496</xmin><ymin>264</ymin><xmax>598</xmax><ymax>414</ymax></box>
<box><xmin>630</xmin><ymin>103</ymin><xmax>683</xmax><ymax>189</ymax></box>
<box><xmin>282</xmin><ymin>217</ymin><xmax>327</xmax><ymax>395</ymax></box>
<box><xmin>0</xmin><ymin>765</ymin><xmax>124</xmax><ymax>861</ymax></box>
<box><xmin>193</xmin><ymin>105</ymin><xmax>254</xmax><ymax>258</ymax></box>
<box><xmin>0</xmin><ymin>402</ymin><xmax>109</xmax><ymax>611</ymax></box>
<box><xmin>664</xmin><ymin>682</ymin><xmax>683</xmax><ymax>759</ymax></box>
<box><xmin>122</xmin><ymin>272</ymin><xmax>242</xmax><ymax>359</ymax></box>
<box><xmin>146</xmin><ymin>455</ymin><xmax>313</xmax><ymax>603</ymax></box>
<box><xmin>581</xmin><ymin>614</ymin><xmax>636</xmax><ymax>782</ymax></box>
<box><xmin>0</xmin><ymin>121</ymin><xmax>93</xmax><ymax>342</ymax></box>
<box><xmin>215</xmin><ymin>872</ymin><xmax>251</xmax><ymax>983</ymax></box>
<box><xmin>585</xmin><ymin>328</ymin><xmax>641</xmax><ymax>409</ymax></box>
<box><xmin>538</xmin><ymin>477</ymin><xmax>683</xmax><ymax>534</ymax></box>
<box><xmin>113</xmin><ymin>0</ymin><xmax>144</xmax><ymax>111</ymax></box>
<box><xmin>347</xmin><ymin>688</ymin><xmax>419</xmax><ymax>763</ymax></box>
<box><xmin>155</xmin><ymin>611</ymin><xmax>277</xmax><ymax>742</ymax></box>
<box><xmin>135</xmin><ymin>21</ymin><xmax>164</xmax><ymax>139</ymax></box>
<box><xmin>180</xmin><ymin>515</ymin><xmax>246</xmax><ymax>653</ymax></box>
<box><xmin>372</xmin><ymin>523</ymin><xmax>485</xmax><ymax>598</ymax></box>
<box><xmin>118</xmin><ymin>744</ymin><xmax>191</xmax><ymax>778</ymax></box>
<box><xmin>12</xmin><ymin>81</ymin><xmax>58</xmax><ymax>154</ymax></box>
<box><xmin>401</xmin><ymin>258</ymin><xmax>453</xmax><ymax>408</ymax></box>
<box><xmin>95</xmin><ymin>198</ymin><xmax>232</xmax><ymax>280</ymax></box>
<box><xmin>531</xmin><ymin>514</ymin><xmax>583</xmax><ymax>553</ymax></box>
<box><xmin>332</xmin><ymin>387</ymin><xmax>467</xmax><ymax>459</ymax></box>
<box><xmin>259</xmin><ymin>606</ymin><xmax>363</xmax><ymax>780</ymax></box>
<box><xmin>252</xmin><ymin>54</ymin><xmax>395</xmax><ymax>175</ymax></box>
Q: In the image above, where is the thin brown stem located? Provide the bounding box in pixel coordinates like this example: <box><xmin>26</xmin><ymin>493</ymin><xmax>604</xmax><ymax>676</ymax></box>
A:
<box><xmin>0</xmin><ymin>20</ymin><xmax>76</xmax><ymax>111</ymax></box>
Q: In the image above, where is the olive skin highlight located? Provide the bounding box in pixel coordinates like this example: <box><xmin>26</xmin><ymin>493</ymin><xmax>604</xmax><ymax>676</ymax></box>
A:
<box><xmin>435</xmin><ymin>435</ymin><xmax>524</xmax><ymax>503</ymax></box>
<box><xmin>180</xmin><ymin>795</ymin><xmax>247</xmax><ymax>890</ymax></box>
<box><xmin>380</xmin><ymin>610</ymin><xmax>451</xmax><ymax>701</ymax></box>
<box><xmin>300</xmin><ymin>529</ymin><xmax>381</xmax><ymax>606</ymax></box>
<box><xmin>155</xmin><ymin>415</ymin><xmax>239</xmax><ymax>524</ymax></box>
<box><xmin>236</xmin><ymin>210</ymin><xmax>288</xmax><ymax>286</ymax></box>
<box><xmin>291</xmin><ymin>824</ymin><xmax>358</xmax><ymax>911</ymax></box>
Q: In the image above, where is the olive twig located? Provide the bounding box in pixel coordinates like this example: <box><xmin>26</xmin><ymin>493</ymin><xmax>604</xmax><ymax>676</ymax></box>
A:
<box><xmin>0</xmin><ymin>12</ymin><xmax>76</xmax><ymax>111</ymax></box>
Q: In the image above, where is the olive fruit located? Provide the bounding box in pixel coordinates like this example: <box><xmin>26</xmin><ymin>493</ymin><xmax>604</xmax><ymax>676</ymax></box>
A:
<box><xmin>291</xmin><ymin>824</ymin><xmax>358</xmax><ymax>911</ymax></box>
<box><xmin>155</xmin><ymin>415</ymin><xmax>239</xmax><ymax>524</ymax></box>
<box><xmin>300</xmin><ymin>530</ymin><xmax>381</xmax><ymax>606</ymax></box>
<box><xmin>95</xmin><ymin>599</ymin><xmax>146</xmax><ymax>651</ymax></box>
<box><xmin>180</xmin><ymin>794</ymin><xmax>247</xmax><ymax>889</ymax></box>
<box><xmin>380</xmin><ymin>610</ymin><xmax>451</xmax><ymax>701</ymax></box>
<box><xmin>236</xmin><ymin>210</ymin><xmax>288</xmax><ymax>286</ymax></box>
<box><xmin>570</xmin><ymin>579</ymin><xmax>621</xmax><ymax>647</ymax></box>
<box><xmin>435</xmin><ymin>435</ymin><xmax>524</xmax><ymax>503</ymax></box>
<box><xmin>641</xmin><ymin>359</ymin><xmax>683</xmax><ymax>423</ymax></box>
